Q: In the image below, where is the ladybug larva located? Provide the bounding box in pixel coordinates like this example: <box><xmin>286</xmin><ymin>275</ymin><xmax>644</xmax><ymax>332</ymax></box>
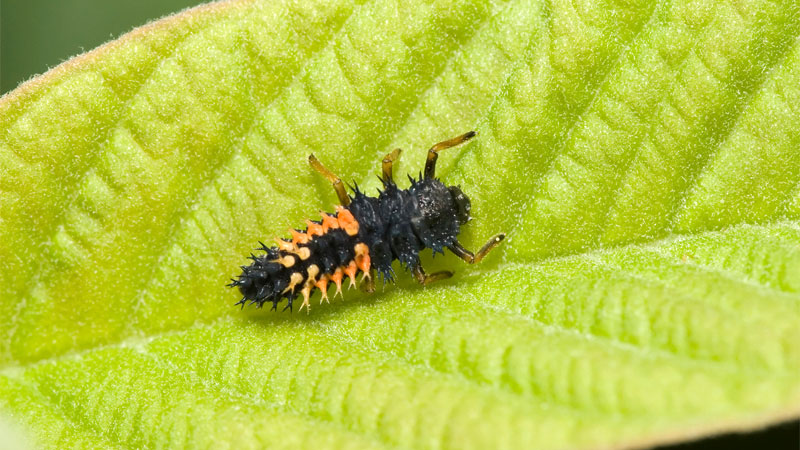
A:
<box><xmin>229</xmin><ymin>131</ymin><xmax>505</xmax><ymax>313</ymax></box>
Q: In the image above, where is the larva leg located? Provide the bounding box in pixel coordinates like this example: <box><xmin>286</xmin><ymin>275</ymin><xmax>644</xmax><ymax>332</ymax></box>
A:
<box><xmin>412</xmin><ymin>264</ymin><xmax>453</xmax><ymax>286</ymax></box>
<box><xmin>448</xmin><ymin>234</ymin><xmax>506</xmax><ymax>264</ymax></box>
<box><xmin>424</xmin><ymin>131</ymin><xmax>476</xmax><ymax>179</ymax></box>
<box><xmin>381</xmin><ymin>148</ymin><xmax>402</xmax><ymax>185</ymax></box>
<box><xmin>308</xmin><ymin>154</ymin><xmax>350</xmax><ymax>206</ymax></box>
<box><xmin>362</xmin><ymin>269</ymin><xmax>376</xmax><ymax>293</ymax></box>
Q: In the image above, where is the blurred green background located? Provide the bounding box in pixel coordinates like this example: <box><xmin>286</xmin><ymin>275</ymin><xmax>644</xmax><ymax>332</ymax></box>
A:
<box><xmin>1</xmin><ymin>0</ymin><xmax>207</xmax><ymax>94</ymax></box>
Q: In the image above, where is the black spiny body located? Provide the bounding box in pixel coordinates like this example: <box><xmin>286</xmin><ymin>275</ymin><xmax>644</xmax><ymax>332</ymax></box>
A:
<box><xmin>228</xmin><ymin>131</ymin><xmax>505</xmax><ymax>313</ymax></box>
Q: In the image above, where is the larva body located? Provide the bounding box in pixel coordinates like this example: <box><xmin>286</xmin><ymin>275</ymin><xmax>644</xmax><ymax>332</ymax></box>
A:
<box><xmin>229</xmin><ymin>132</ymin><xmax>505</xmax><ymax>313</ymax></box>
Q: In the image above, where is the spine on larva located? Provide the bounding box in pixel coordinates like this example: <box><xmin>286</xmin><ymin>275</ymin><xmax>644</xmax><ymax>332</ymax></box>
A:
<box><xmin>230</xmin><ymin>207</ymin><xmax>371</xmax><ymax>312</ymax></box>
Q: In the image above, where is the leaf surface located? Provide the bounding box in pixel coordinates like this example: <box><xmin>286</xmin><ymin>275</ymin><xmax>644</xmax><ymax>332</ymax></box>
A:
<box><xmin>1</xmin><ymin>0</ymin><xmax>799</xmax><ymax>448</ymax></box>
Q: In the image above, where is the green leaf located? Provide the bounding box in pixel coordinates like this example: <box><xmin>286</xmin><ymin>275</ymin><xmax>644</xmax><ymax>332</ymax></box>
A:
<box><xmin>1</xmin><ymin>0</ymin><xmax>799</xmax><ymax>448</ymax></box>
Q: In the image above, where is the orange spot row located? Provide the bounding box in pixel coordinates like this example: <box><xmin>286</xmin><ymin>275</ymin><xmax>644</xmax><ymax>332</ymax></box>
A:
<box><xmin>285</xmin><ymin>207</ymin><xmax>359</xmax><ymax>250</ymax></box>
<box><xmin>310</xmin><ymin>260</ymin><xmax>363</xmax><ymax>305</ymax></box>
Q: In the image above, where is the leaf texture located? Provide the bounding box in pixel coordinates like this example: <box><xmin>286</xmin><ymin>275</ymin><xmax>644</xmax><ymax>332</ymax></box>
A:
<box><xmin>0</xmin><ymin>0</ymin><xmax>799</xmax><ymax>448</ymax></box>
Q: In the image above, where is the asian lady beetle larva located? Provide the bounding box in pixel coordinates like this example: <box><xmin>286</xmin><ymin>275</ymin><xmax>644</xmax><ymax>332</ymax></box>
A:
<box><xmin>228</xmin><ymin>131</ymin><xmax>505</xmax><ymax>313</ymax></box>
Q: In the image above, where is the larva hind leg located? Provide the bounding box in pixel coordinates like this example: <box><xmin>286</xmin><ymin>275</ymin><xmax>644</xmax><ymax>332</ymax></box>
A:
<box><xmin>308</xmin><ymin>154</ymin><xmax>350</xmax><ymax>206</ymax></box>
<box><xmin>361</xmin><ymin>269</ymin><xmax>376</xmax><ymax>293</ymax></box>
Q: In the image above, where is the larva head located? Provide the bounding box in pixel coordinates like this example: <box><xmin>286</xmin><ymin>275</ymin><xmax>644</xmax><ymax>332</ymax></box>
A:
<box><xmin>409</xmin><ymin>177</ymin><xmax>468</xmax><ymax>252</ymax></box>
<box><xmin>447</xmin><ymin>185</ymin><xmax>471</xmax><ymax>225</ymax></box>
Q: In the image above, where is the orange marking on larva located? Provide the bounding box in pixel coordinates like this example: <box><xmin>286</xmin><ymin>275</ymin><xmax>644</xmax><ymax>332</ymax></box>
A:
<box><xmin>354</xmin><ymin>243</ymin><xmax>371</xmax><ymax>274</ymax></box>
<box><xmin>274</xmin><ymin>238</ymin><xmax>295</xmax><ymax>252</ymax></box>
<box><xmin>306</xmin><ymin>220</ymin><xmax>324</xmax><ymax>237</ymax></box>
<box><xmin>330</xmin><ymin>268</ymin><xmax>344</xmax><ymax>298</ymax></box>
<box><xmin>283</xmin><ymin>272</ymin><xmax>304</xmax><ymax>294</ymax></box>
<box><xmin>335</xmin><ymin>206</ymin><xmax>359</xmax><ymax>236</ymax></box>
<box><xmin>290</xmin><ymin>229</ymin><xmax>309</xmax><ymax>245</ymax></box>
<box><xmin>299</xmin><ymin>284</ymin><xmax>312</xmax><ymax>313</ymax></box>
<box><xmin>306</xmin><ymin>264</ymin><xmax>320</xmax><ymax>281</ymax></box>
<box><xmin>294</xmin><ymin>246</ymin><xmax>311</xmax><ymax>260</ymax></box>
<box><xmin>315</xmin><ymin>275</ymin><xmax>330</xmax><ymax>304</ymax></box>
<box><xmin>344</xmin><ymin>261</ymin><xmax>358</xmax><ymax>289</ymax></box>
<box><xmin>276</xmin><ymin>254</ymin><xmax>296</xmax><ymax>268</ymax></box>
<box><xmin>321</xmin><ymin>212</ymin><xmax>339</xmax><ymax>231</ymax></box>
<box><xmin>299</xmin><ymin>265</ymin><xmax>320</xmax><ymax>313</ymax></box>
